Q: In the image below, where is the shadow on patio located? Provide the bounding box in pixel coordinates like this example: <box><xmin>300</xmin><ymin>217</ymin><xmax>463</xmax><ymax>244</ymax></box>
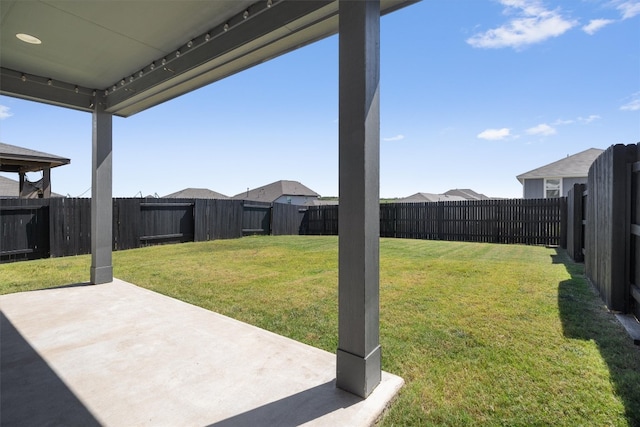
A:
<box><xmin>0</xmin><ymin>312</ymin><xmax>101</xmax><ymax>426</ymax></box>
<box><xmin>0</xmin><ymin>279</ymin><xmax>403</xmax><ymax>426</ymax></box>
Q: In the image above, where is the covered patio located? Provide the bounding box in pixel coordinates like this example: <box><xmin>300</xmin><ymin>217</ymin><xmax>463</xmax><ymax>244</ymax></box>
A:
<box><xmin>0</xmin><ymin>279</ymin><xmax>403</xmax><ymax>426</ymax></box>
<box><xmin>1</xmin><ymin>0</ymin><xmax>417</xmax><ymax>422</ymax></box>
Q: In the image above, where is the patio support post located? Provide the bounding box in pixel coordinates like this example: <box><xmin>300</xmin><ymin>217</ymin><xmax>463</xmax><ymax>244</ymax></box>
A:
<box><xmin>18</xmin><ymin>171</ymin><xmax>25</xmax><ymax>197</ymax></box>
<box><xmin>90</xmin><ymin>96</ymin><xmax>113</xmax><ymax>284</ymax></box>
<box><xmin>336</xmin><ymin>0</ymin><xmax>381</xmax><ymax>398</ymax></box>
<box><xmin>42</xmin><ymin>167</ymin><xmax>51</xmax><ymax>198</ymax></box>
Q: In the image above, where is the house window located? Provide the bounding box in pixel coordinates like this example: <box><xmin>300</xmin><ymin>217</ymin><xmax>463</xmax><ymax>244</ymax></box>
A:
<box><xmin>545</xmin><ymin>178</ymin><xmax>561</xmax><ymax>198</ymax></box>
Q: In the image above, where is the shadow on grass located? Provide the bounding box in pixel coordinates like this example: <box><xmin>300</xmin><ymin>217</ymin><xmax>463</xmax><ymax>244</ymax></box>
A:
<box><xmin>1</xmin><ymin>281</ymin><xmax>95</xmax><ymax>296</ymax></box>
<box><xmin>555</xmin><ymin>249</ymin><xmax>640</xmax><ymax>426</ymax></box>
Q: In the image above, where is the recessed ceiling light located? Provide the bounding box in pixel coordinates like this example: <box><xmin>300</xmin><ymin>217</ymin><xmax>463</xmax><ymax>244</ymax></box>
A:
<box><xmin>16</xmin><ymin>33</ymin><xmax>42</xmax><ymax>45</ymax></box>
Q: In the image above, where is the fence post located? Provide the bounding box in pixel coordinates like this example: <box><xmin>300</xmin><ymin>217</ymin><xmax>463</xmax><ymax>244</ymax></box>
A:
<box><xmin>559</xmin><ymin>196</ymin><xmax>567</xmax><ymax>249</ymax></box>
<box><xmin>568</xmin><ymin>183</ymin><xmax>585</xmax><ymax>262</ymax></box>
<box><xmin>48</xmin><ymin>197</ymin><xmax>60</xmax><ymax>258</ymax></box>
<box><xmin>437</xmin><ymin>202</ymin><xmax>443</xmax><ymax>241</ymax></box>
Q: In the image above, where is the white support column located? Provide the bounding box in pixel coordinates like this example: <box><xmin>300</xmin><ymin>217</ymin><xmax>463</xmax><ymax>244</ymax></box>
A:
<box><xmin>336</xmin><ymin>0</ymin><xmax>381</xmax><ymax>398</ymax></box>
<box><xmin>90</xmin><ymin>97</ymin><xmax>113</xmax><ymax>284</ymax></box>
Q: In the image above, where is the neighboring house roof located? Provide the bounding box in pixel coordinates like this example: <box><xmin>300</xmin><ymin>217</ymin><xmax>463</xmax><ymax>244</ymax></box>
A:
<box><xmin>0</xmin><ymin>175</ymin><xmax>63</xmax><ymax>198</ymax></box>
<box><xmin>303</xmin><ymin>199</ymin><xmax>339</xmax><ymax>206</ymax></box>
<box><xmin>444</xmin><ymin>188</ymin><xmax>490</xmax><ymax>200</ymax></box>
<box><xmin>397</xmin><ymin>192</ymin><xmax>466</xmax><ymax>203</ymax></box>
<box><xmin>0</xmin><ymin>142</ymin><xmax>70</xmax><ymax>173</ymax></box>
<box><xmin>164</xmin><ymin>188</ymin><xmax>228</xmax><ymax>199</ymax></box>
<box><xmin>233</xmin><ymin>180</ymin><xmax>320</xmax><ymax>203</ymax></box>
<box><xmin>516</xmin><ymin>148</ymin><xmax>604</xmax><ymax>183</ymax></box>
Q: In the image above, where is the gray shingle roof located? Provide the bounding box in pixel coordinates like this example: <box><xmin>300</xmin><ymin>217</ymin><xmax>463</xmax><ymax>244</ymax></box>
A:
<box><xmin>516</xmin><ymin>148</ymin><xmax>604</xmax><ymax>183</ymax></box>
<box><xmin>0</xmin><ymin>142</ymin><xmax>70</xmax><ymax>172</ymax></box>
<box><xmin>444</xmin><ymin>188</ymin><xmax>490</xmax><ymax>200</ymax></box>
<box><xmin>398</xmin><ymin>192</ymin><xmax>466</xmax><ymax>203</ymax></box>
<box><xmin>233</xmin><ymin>180</ymin><xmax>319</xmax><ymax>203</ymax></box>
<box><xmin>163</xmin><ymin>188</ymin><xmax>228</xmax><ymax>199</ymax></box>
<box><xmin>0</xmin><ymin>175</ymin><xmax>17</xmax><ymax>197</ymax></box>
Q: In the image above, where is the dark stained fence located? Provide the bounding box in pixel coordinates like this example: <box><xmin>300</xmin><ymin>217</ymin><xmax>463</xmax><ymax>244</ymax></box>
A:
<box><xmin>194</xmin><ymin>199</ymin><xmax>243</xmax><ymax>241</ymax></box>
<box><xmin>49</xmin><ymin>197</ymin><xmax>91</xmax><ymax>257</ymax></box>
<box><xmin>0</xmin><ymin>198</ymin><xmax>50</xmax><ymax>261</ymax></box>
<box><xmin>566</xmin><ymin>183</ymin><xmax>586</xmax><ymax>262</ymax></box>
<box><xmin>242</xmin><ymin>201</ymin><xmax>272</xmax><ymax>235</ymax></box>
<box><xmin>139</xmin><ymin>199</ymin><xmax>194</xmax><ymax>246</ymax></box>
<box><xmin>631</xmin><ymin>147</ymin><xmax>640</xmax><ymax>321</ymax></box>
<box><xmin>0</xmin><ymin>197</ymin><xmax>270</xmax><ymax>263</ymax></box>
<box><xmin>272</xmin><ymin>203</ymin><xmax>307</xmax><ymax>236</ymax></box>
<box><xmin>306</xmin><ymin>199</ymin><xmax>565</xmax><ymax>246</ymax></box>
<box><xmin>2</xmin><ymin>196</ymin><xmax>567</xmax><ymax>263</ymax></box>
<box><xmin>584</xmin><ymin>143</ymin><xmax>640</xmax><ymax>316</ymax></box>
<box><xmin>113</xmin><ymin>198</ymin><xmax>141</xmax><ymax>250</ymax></box>
<box><xmin>303</xmin><ymin>205</ymin><xmax>338</xmax><ymax>235</ymax></box>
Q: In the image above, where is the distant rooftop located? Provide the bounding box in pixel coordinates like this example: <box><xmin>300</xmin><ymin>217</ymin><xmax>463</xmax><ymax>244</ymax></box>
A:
<box><xmin>164</xmin><ymin>188</ymin><xmax>228</xmax><ymax>199</ymax></box>
<box><xmin>444</xmin><ymin>188</ymin><xmax>490</xmax><ymax>201</ymax></box>
<box><xmin>517</xmin><ymin>148</ymin><xmax>604</xmax><ymax>183</ymax></box>
<box><xmin>397</xmin><ymin>193</ymin><xmax>466</xmax><ymax>203</ymax></box>
<box><xmin>233</xmin><ymin>180</ymin><xmax>319</xmax><ymax>203</ymax></box>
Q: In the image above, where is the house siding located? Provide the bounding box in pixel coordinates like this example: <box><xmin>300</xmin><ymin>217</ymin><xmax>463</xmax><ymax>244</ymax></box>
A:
<box><xmin>523</xmin><ymin>179</ymin><xmax>544</xmax><ymax>199</ymax></box>
<box><xmin>562</xmin><ymin>177</ymin><xmax>587</xmax><ymax>196</ymax></box>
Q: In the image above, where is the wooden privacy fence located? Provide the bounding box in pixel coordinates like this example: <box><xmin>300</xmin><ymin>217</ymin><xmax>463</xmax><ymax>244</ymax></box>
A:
<box><xmin>302</xmin><ymin>199</ymin><xmax>566</xmax><ymax>246</ymax></box>
<box><xmin>0</xmin><ymin>198</ymin><xmax>51</xmax><ymax>260</ymax></box>
<box><xmin>571</xmin><ymin>143</ymin><xmax>640</xmax><ymax>319</ymax></box>
<box><xmin>0</xmin><ymin>198</ymin><xmax>303</xmax><ymax>262</ymax></box>
<box><xmin>2</xmin><ymin>196</ymin><xmax>566</xmax><ymax>263</ymax></box>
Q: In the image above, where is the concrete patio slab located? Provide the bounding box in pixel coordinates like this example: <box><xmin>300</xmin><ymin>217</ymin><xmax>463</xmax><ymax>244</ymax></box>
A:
<box><xmin>0</xmin><ymin>279</ymin><xmax>403</xmax><ymax>426</ymax></box>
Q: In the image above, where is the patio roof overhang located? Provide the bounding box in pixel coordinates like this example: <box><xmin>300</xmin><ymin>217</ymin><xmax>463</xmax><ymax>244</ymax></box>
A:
<box><xmin>0</xmin><ymin>0</ymin><xmax>413</xmax><ymax>118</ymax></box>
<box><xmin>1</xmin><ymin>0</ymin><xmax>419</xmax><ymax>399</ymax></box>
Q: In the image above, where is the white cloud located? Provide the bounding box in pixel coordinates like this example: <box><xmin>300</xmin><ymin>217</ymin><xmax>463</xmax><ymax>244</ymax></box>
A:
<box><xmin>615</xmin><ymin>0</ymin><xmax>640</xmax><ymax>19</ymax></box>
<box><xmin>578</xmin><ymin>114</ymin><xmax>601</xmax><ymax>123</ymax></box>
<box><xmin>383</xmin><ymin>134</ymin><xmax>405</xmax><ymax>142</ymax></box>
<box><xmin>620</xmin><ymin>92</ymin><xmax>640</xmax><ymax>111</ymax></box>
<box><xmin>582</xmin><ymin>19</ymin><xmax>615</xmax><ymax>34</ymax></box>
<box><xmin>466</xmin><ymin>0</ymin><xmax>577</xmax><ymax>49</ymax></box>
<box><xmin>0</xmin><ymin>105</ymin><xmax>12</xmax><ymax>120</ymax></box>
<box><xmin>526</xmin><ymin>123</ymin><xmax>557</xmax><ymax>135</ymax></box>
<box><xmin>477</xmin><ymin>128</ymin><xmax>511</xmax><ymax>140</ymax></box>
<box><xmin>552</xmin><ymin>118</ymin><xmax>574</xmax><ymax>125</ymax></box>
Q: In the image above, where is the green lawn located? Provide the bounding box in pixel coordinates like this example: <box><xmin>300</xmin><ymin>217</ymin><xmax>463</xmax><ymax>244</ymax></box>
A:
<box><xmin>1</xmin><ymin>236</ymin><xmax>639</xmax><ymax>426</ymax></box>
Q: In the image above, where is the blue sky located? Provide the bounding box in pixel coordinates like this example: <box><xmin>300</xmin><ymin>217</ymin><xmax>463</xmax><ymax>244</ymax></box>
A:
<box><xmin>1</xmin><ymin>0</ymin><xmax>639</xmax><ymax>199</ymax></box>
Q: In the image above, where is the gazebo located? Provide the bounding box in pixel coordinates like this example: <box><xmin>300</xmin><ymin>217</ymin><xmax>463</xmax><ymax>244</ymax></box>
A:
<box><xmin>1</xmin><ymin>0</ymin><xmax>417</xmax><ymax>398</ymax></box>
<box><xmin>0</xmin><ymin>142</ymin><xmax>70</xmax><ymax>198</ymax></box>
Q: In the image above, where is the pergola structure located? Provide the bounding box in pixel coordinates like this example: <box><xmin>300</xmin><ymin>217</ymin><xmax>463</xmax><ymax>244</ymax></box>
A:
<box><xmin>0</xmin><ymin>0</ymin><xmax>417</xmax><ymax>398</ymax></box>
<box><xmin>0</xmin><ymin>142</ymin><xmax>70</xmax><ymax>198</ymax></box>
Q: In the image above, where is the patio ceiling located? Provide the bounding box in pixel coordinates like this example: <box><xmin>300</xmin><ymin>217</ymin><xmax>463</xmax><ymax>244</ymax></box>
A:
<box><xmin>0</xmin><ymin>0</ymin><xmax>414</xmax><ymax>118</ymax></box>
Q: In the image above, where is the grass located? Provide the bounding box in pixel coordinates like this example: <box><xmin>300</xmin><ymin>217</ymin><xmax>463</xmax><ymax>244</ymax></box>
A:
<box><xmin>1</xmin><ymin>236</ymin><xmax>639</xmax><ymax>426</ymax></box>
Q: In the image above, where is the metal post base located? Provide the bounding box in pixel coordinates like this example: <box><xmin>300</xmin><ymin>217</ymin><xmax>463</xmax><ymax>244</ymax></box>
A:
<box><xmin>90</xmin><ymin>266</ymin><xmax>113</xmax><ymax>285</ymax></box>
<box><xmin>336</xmin><ymin>346</ymin><xmax>381</xmax><ymax>398</ymax></box>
